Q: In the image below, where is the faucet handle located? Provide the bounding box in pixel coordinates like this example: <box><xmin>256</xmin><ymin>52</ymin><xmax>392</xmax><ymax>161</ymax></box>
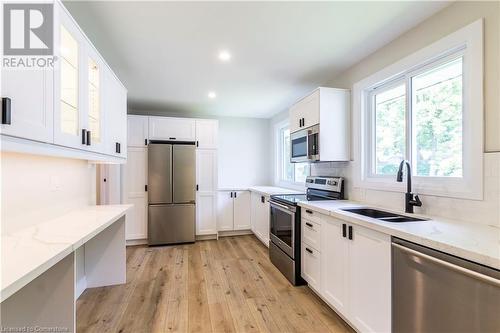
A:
<box><xmin>411</xmin><ymin>194</ymin><xmax>422</xmax><ymax>207</ymax></box>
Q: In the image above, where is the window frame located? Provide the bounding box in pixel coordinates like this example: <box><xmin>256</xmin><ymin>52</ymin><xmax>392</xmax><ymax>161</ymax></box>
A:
<box><xmin>352</xmin><ymin>19</ymin><xmax>483</xmax><ymax>200</ymax></box>
<box><xmin>274</xmin><ymin>120</ymin><xmax>309</xmax><ymax>189</ymax></box>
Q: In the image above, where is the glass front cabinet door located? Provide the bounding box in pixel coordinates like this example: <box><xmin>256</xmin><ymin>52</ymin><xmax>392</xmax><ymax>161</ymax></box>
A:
<box><xmin>85</xmin><ymin>48</ymin><xmax>105</xmax><ymax>152</ymax></box>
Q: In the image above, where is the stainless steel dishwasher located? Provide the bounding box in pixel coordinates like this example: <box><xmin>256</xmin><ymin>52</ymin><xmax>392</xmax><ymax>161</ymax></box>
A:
<box><xmin>392</xmin><ymin>238</ymin><xmax>500</xmax><ymax>333</ymax></box>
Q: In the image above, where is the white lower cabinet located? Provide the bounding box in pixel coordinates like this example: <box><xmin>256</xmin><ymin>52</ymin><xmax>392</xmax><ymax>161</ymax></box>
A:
<box><xmin>250</xmin><ymin>192</ymin><xmax>270</xmax><ymax>246</ymax></box>
<box><xmin>302</xmin><ymin>214</ymin><xmax>392</xmax><ymax>333</ymax></box>
<box><xmin>196</xmin><ymin>149</ymin><xmax>218</xmax><ymax>236</ymax></box>
<box><xmin>217</xmin><ymin>190</ymin><xmax>251</xmax><ymax>232</ymax></box>
<box><xmin>196</xmin><ymin>192</ymin><xmax>217</xmax><ymax>235</ymax></box>
<box><xmin>301</xmin><ymin>243</ymin><xmax>321</xmax><ymax>291</ymax></box>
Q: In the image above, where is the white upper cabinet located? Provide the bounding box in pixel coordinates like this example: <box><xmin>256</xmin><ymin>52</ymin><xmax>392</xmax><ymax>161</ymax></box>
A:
<box><xmin>1</xmin><ymin>2</ymin><xmax>126</xmax><ymax>162</ymax></box>
<box><xmin>149</xmin><ymin>117</ymin><xmax>196</xmax><ymax>141</ymax></box>
<box><xmin>0</xmin><ymin>62</ymin><xmax>53</xmax><ymax>143</ymax></box>
<box><xmin>196</xmin><ymin>149</ymin><xmax>217</xmax><ymax>192</ymax></box>
<box><xmin>127</xmin><ymin>115</ymin><xmax>148</xmax><ymax>147</ymax></box>
<box><xmin>195</xmin><ymin>119</ymin><xmax>218</xmax><ymax>149</ymax></box>
<box><xmin>104</xmin><ymin>67</ymin><xmax>127</xmax><ymax>158</ymax></box>
<box><xmin>54</xmin><ymin>5</ymin><xmax>86</xmax><ymax>150</ymax></box>
<box><xmin>289</xmin><ymin>87</ymin><xmax>350</xmax><ymax>161</ymax></box>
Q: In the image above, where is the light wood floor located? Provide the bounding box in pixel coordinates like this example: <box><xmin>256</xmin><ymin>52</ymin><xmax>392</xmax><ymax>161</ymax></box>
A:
<box><xmin>76</xmin><ymin>235</ymin><xmax>354</xmax><ymax>333</ymax></box>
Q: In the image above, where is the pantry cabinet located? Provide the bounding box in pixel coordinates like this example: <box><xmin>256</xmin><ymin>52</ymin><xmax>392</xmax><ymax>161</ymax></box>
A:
<box><xmin>196</xmin><ymin>149</ymin><xmax>217</xmax><ymax>235</ymax></box>
<box><xmin>301</xmin><ymin>213</ymin><xmax>391</xmax><ymax>333</ymax></box>
<box><xmin>149</xmin><ymin>116</ymin><xmax>196</xmax><ymax>141</ymax></box>
<box><xmin>217</xmin><ymin>191</ymin><xmax>251</xmax><ymax>231</ymax></box>
<box><xmin>123</xmin><ymin>147</ymin><xmax>148</xmax><ymax>240</ymax></box>
<box><xmin>251</xmin><ymin>192</ymin><xmax>270</xmax><ymax>246</ymax></box>
<box><xmin>1</xmin><ymin>1</ymin><xmax>127</xmax><ymax>162</ymax></box>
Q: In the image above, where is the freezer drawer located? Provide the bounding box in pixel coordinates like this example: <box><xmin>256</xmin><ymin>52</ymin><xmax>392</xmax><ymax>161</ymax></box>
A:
<box><xmin>392</xmin><ymin>238</ymin><xmax>500</xmax><ymax>333</ymax></box>
<box><xmin>148</xmin><ymin>204</ymin><xmax>195</xmax><ymax>245</ymax></box>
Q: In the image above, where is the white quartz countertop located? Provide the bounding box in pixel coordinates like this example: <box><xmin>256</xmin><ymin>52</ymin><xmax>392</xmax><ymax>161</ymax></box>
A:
<box><xmin>247</xmin><ymin>186</ymin><xmax>303</xmax><ymax>196</ymax></box>
<box><xmin>298</xmin><ymin>200</ymin><xmax>500</xmax><ymax>270</ymax></box>
<box><xmin>1</xmin><ymin>204</ymin><xmax>131</xmax><ymax>302</ymax></box>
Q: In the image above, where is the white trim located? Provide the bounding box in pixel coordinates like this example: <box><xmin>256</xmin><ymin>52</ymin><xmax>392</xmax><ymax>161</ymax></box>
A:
<box><xmin>273</xmin><ymin>119</ymin><xmax>308</xmax><ymax>191</ymax></box>
<box><xmin>352</xmin><ymin>19</ymin><xmax>483</xmax><ymax>200</ymax></box>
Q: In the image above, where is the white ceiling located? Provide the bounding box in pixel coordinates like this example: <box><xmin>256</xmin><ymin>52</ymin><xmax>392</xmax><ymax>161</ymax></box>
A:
<box><xmin>64</xmin><ymin>1</ymin><xmax>450</xmax><ymax>118</ymax></box>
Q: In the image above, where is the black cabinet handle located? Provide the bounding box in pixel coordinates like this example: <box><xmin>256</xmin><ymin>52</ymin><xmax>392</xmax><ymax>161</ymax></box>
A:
<box><xmin>305</xmin><ymin>209</ymin><xmax>313</xmax><ymax>214</ymax></box>
<box><xmin>305</xmin><ymin>222</ymin><xmax>313</xmax><ymax>228</ymax></box>
<box><xmin>261</xmin><ymin>196</ymin><xmax>265</xmax><ymax>203</ymax></box>
<box><xmin>196</xmin><ymin>141</ymin><xmax>199</xmax><ymax>147</ymax></box>
<box><xmin>196</xmin><ymin>184</ymin><xmax>199</xmax><ymax>191</ymax></box>
<box><xmin>348</xmin><ymin>225</ymin><xmax>353</xmax><ymax>240</ymax></box>
<box><xmin>86</xmin><ymin>130</ymin><xmax>91</xmax><ymax>146</ymax></box>
<box><xmin>81</xmin><ymin>129</ymin><xmax>87</xmax><ymax>145</ymax></box>
<box><xmin>342</xmin><ymin>224</ymin><xmax>347</xmax><ymax>238</ymax></box>
<box><xmin>305</xmin><ymin>247</ymin><xmax>313</xmax><ymax>254</ymax></box>
<box><xmin>230</xmin><ymin>192</ymin><xmax>233</xmax><ymax>198</ymax></box>
<box><xmin>2</xmin><ymin>97</ymin><xmax>11</xmax><ymax>125</ymax></box>
<box><xmin>169</xmin><ymin>137</ymin><xmax>176</xmax><ymax>140</ymax></box>
<box><xmin>145</xmin><ymin>139</ymin><xmax>148</xmax><ymax>146</ymax></box>
<box><xmin>116</xmin><ymin>142</ymin><xmax>121</xmax><ymax>153</ymax></box>
<box><xmin>234</xmin><ymin>191</ymin><xmax>237</xmax><ymax>198</ymax></box>
<box><xmin>145</xmin><ymin>185</ymin><xmax>148</xmax><ymax>192</ymax></box>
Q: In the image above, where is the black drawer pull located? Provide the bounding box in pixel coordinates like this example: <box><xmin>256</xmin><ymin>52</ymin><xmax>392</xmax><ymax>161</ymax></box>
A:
<box><xmin>348</xmin><ymin>225</ymin><xmax>353</xmax><ymax>240</ymax></box>
<box><xmin>305</xmin><ymin>209</ymin><xmax>313</xmax><ymax>214</ymax></box>
<box><xmin>86</xmin><ymin>130</ymin><xmax>91</xmax><ymax>146</ymax></box>
<box><xmin>342</xmin><ymin>224</ymin><xmax>347</xmax><ymax>238</ymax></box>
<box><xmin>81</xmin><ymin>129</ymin><xmax>87</xmax><ymax>145</ymax></box>
<box><xmin>305</xmin><ymin>222</ymin><xmax>313</xmax><ymax>228</ymax></box>
<box><xmin>169</xmin><ymin>137</ymin><xmax>176</xmax><ymax>140</ymax></box>
<box><xmin>261</xmin><ymin>196</ymin><xmax>265</xmax><ymax>203</ymax></box>
<box><xmin>305</xmin><ymin>247</ymin><xmax>313</xmax><ymax>254</ymax></box>
<box><xmin>2</xmin><ymin>97</ymin><xmax>11</xmax><ymax>125</ymax></box>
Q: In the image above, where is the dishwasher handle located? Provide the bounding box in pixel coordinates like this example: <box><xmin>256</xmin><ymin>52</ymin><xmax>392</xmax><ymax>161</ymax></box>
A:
<box><xmin>393</xmin><ymin>243</ymin><xmax>500</xmax><ymax>288</ymax></box>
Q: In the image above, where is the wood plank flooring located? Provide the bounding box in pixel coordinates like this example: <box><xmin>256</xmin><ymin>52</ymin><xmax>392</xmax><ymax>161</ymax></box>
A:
<box><xmin>76</xmin><ymin>235</ymin><xmax>354</xmax><ymax>333</ymax></box>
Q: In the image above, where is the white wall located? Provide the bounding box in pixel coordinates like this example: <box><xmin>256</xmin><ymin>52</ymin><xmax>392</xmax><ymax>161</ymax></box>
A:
<box><xmin>1</xmin><ymin>152</ymin><xmax>96</xmax><ymax>234</ymax></box>
<box><xmin>217</xmin><ymin>117</ymin><xmax>271</xmax><ymax>188</ymax></box>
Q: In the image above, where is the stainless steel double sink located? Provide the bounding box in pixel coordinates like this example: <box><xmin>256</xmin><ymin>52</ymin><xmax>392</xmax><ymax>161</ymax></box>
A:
<box><xmin>341</xmin><ymin>208</ymin><xmax>427</xmax><ymax>222</ymax></box>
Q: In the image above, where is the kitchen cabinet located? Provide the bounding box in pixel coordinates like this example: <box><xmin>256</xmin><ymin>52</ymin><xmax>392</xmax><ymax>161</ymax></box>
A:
<box><xmin>104</xmin><ymin>67</ymin><xmax>127</xmax><ymax>158</ymax></box>
<box><xmin>1</xmin><ymin>1</ymin><xmax>127</xmax><ymax>162</ymax></box>
<box><xmin>251</xmin><ymin>192</ymin><xmax>270</xmax><ymax>246</ymax></box>
<box><xmin>0</xmin><ymin>63</ymin><xmax>53</xmax><ymax>143</ymax></box>
<box><xmin>217</xmin><ymin>190</ymin><xmax>251</xmax><ymax>232</ymax></box>
<box><xmin>128</xmin><ymin>115</ymin><xmax>149</xmax><ymax>147</ymax></box>
<box><xmin>196</xmin><ymin>149</ymin><xmax>217</xmax><ymax>235</ymax></box>
<box><xmin>301</xmin><ymin>214</ymin><xmax>391</xmax><ymax>333</ymax></box>
<box><xmin>149</xmin><ymin>116</ymin><xmax>196</xmax><ymax>141</ymax></box>
<box><xmin>195</xmin><ymin>119</ymin><xmax>218</xmax><ymax>149</ymax></box>
<box><xmin>288</xmin><ymin>87</ymin><xmax>350</xmax><ymax>161</ymax></box>
<box><xmin>123</xmin><ymin>147</ymin><xmax>147</xmax><ymax>240</ymax></box>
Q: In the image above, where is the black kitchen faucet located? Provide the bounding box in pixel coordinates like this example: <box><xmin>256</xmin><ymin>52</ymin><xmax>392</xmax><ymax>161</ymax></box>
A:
<box><xmin>397</xmin><ymin>160</ymin><xmax>422</xmax><ymax>213</ymax></box>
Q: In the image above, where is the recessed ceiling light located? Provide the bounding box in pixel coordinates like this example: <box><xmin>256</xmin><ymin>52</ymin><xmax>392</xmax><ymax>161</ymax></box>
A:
<box><xmin>218</xmin><ymin>50</ymin><xmax>231</xmax><ymax>62</ymax></box>
<box><xmin>208</xmin><ymin>91</ymin><xmax>217</xmax><ymax>99</ymax></box>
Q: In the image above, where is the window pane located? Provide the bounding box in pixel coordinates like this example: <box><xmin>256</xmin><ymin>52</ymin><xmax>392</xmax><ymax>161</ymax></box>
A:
<box><xmin>294</xmin><ymin>163</ymin><xmax>309</xmax><ymax>183</ymax></box>
<box><xmin>412</xmin><ymin>57</ymin><xmax>463</xmax><ymax>177</ymax></box>
<box><xmin>281</xmin><ymin>128</ymin><xmax>293</xmax><ymax>182</ymax></box>
<box><xmin>374</xmin><ymin>83</ymin><xmax>406</xmax><ymax>175</ymax></box>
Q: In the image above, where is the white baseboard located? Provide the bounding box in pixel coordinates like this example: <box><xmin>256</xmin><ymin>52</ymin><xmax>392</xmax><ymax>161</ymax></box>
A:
<box><xmin>126</xmin><ymin>238</ymin><xmax>148</xmax><ymax>246</ymax></box>
<box><xmin>196</xmin><ymin>234</ymin><xmax>218</xmax><ymax>241</ymax></box>
<box><xmin>218</xmin><ymin>229</ymin><xmax>253</xmax><ymax>237</ymax></box>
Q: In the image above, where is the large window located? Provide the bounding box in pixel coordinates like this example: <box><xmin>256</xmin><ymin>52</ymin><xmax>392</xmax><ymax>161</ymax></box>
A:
<box><xmin>355</xmin><ymin>20</ymin><xmax>483</xmax><ymax>200</ymax></box>
<box><xmin>369</xmin><ymin>54</ymin><xmax>463</xmax><ymax>178</ymax></box>
<box><xmin>278</xmin><ymin>124</ymin><xmax>309</xmax><ymax>184</ymax></box>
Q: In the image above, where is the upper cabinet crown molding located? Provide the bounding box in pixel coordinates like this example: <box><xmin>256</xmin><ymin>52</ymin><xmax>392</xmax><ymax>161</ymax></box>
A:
<box><xmin>1</xmin><ymin>1</ymin><xmax>127</xmax><ymax>163</ymax></box>
<box><xmin>289</xmin><ymin>87</ymin><xmax>350</xmax><ymax>162</ymax></box>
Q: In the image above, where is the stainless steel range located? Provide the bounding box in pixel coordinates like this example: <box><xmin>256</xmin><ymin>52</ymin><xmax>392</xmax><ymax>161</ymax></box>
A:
<box><xmin>269</xmin><ymin>176</ymin><xmax>344</xmax><ymax>285</ymax></box>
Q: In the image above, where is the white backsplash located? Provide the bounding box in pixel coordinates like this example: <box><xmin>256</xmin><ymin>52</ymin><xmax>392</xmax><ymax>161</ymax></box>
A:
<box><xmin>311</xmin><ymin>152</ymin><xmax>500</xmax><ymax>228</ymax></box>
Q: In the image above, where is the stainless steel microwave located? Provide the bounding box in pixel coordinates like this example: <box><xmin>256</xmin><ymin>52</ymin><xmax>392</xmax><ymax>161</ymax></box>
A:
<box><xmin>290</xmin><ymin>124</ymin><xmax>319</xmax><ymax>163</ymax></box>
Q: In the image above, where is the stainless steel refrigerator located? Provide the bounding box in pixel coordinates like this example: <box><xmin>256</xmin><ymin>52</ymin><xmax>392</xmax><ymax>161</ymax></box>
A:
<box><xmin>148</xmin><ymin>142</ymin><xmax>196</xmax><ymax>245</ymax></box>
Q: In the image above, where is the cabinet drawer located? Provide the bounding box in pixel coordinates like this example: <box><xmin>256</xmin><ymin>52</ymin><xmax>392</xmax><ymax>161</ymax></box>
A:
<box><xmin>301</xmin><ymin>208</ymin><xmax>326</xmax><ymax>224</ymax></box>
<box><xmin>302</xmin><ymin>219</ymin><xmax>321</xmax><ymax>251</ymax></box>
<box><xmin>302</xmin><ymin>242</ymin><xmax>321</xmax><ymax>291</ymax></box>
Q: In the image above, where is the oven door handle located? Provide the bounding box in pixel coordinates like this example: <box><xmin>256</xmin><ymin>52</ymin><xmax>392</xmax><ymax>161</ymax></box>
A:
<box><xmin>271</xmin><ymin>201</ymin><xmax>294</xmax><ymax>212</ymax></box>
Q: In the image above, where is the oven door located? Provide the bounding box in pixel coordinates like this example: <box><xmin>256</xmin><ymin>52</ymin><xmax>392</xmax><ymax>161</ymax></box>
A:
<box><xmin>270</xmin><ymin>200</ymin><xmax>296</xmax><ymax>259</ymax></box>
